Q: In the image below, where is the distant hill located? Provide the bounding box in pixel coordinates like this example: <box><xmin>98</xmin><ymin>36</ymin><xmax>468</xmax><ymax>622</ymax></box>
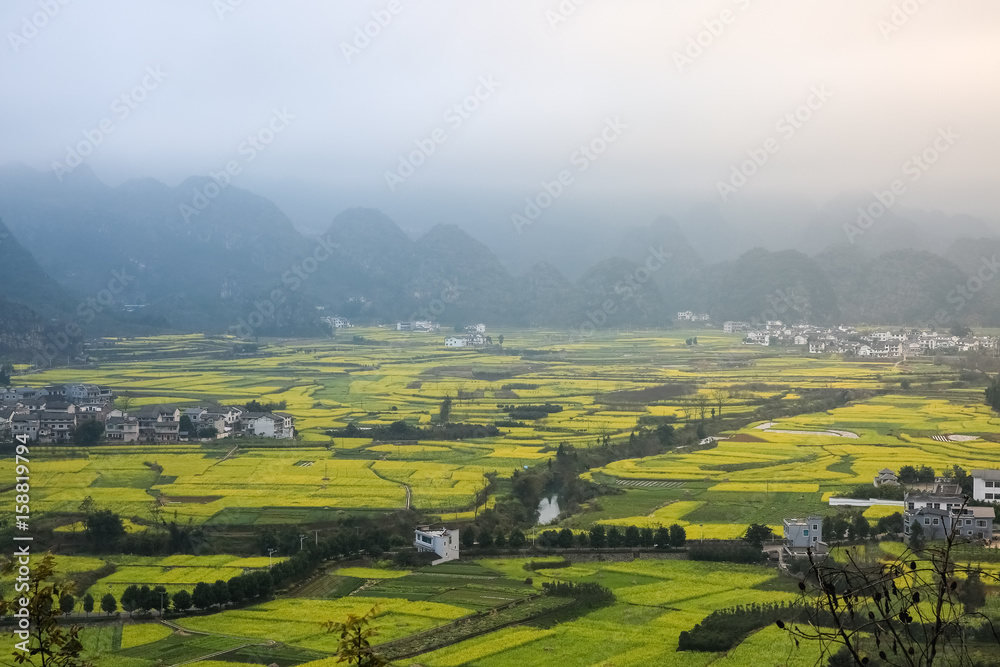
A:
<box><xmin>2</xmin><ymin>163</ymin><xmax>1000</xmax><ymax>336</ymax></box>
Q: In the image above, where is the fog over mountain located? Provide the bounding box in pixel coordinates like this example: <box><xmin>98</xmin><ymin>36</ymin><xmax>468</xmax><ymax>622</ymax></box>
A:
<box><xmin>1</xmin><ymin>1</ymin><xmax>999</xmax><ymax>354</ymax></box>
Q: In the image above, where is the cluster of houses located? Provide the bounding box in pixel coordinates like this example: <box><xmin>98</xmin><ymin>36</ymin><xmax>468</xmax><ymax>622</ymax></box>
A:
<box><xmin>0</xmin><ymin>383</ymin><xmax>295</xmax><ymax>444</ymax></box>
<box><xmin>445</xmin><ymin>324</ymin><xmax>491</xmax><ymax>348</ymax></box>
<box><xmin>724</xmin><ymin>320</ymin><xmax>998</xmax><ymax>357</ymax></box>
<box><xmin>676</xmin><ymin>311</ymin><xmax>710</xmax><ymax>322</ymax></box>
<box><xmin>783</xmin><ymin>468</ymin><xmax>1000</xmax><ymax>561</ymax></box>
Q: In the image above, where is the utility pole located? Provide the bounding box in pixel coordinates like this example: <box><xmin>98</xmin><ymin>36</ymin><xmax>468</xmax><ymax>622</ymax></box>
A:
<box><xmin>299</xmin><ymin>534</ymin><xmax>306</xmax><ymax>551</ymax></box>
<box><xmin>268</xmin><ymin>548</ymin><xmax>276</xmax><ymax>568</ymax></box>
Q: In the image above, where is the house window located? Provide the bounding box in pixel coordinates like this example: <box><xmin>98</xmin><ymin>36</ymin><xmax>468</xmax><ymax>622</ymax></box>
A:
<box><xmin>988</xmin><ymin>494</ymin><xmax>995</xmax><ymax>500</ymax></box>
<box><xmin>933</xmin><ymin>518</ymin><xmax>940</xmax><ymax>525</ymax></box>
<box><xmin>803</xmin><ymin>530</ymin><xmax>809</xmax><ymax>537</ymax></box>
<box><xmin>908</xmin><ymin>503</ymin><xmax>915</xmax><ymax>510</ymax></box>
<box><xmin>812</xmin><ymin>524</ymin><xmax>818</xmax><ymax>530</ymax></box>
<box><xmin>924</xmin><ymin>518</ymin><xmax>930</xmax><ymax>525</ymax></box>
<box><xmin>977</xmin><ymin>520</ymin><xmax>987</xmax><ymax>528</ymax></box>
<box><xmin>967</xmin><ymin>519</ymin><xmax>973</xmax><ymax>526</ymax></box>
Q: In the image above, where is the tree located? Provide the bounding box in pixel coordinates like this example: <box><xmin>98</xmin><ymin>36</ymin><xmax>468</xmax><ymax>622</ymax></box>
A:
<box><xmin>179</xmin><ymin>415</ymin><xmax>195</xmax><ymax>437</ymax></box>
<box><xmin>59</xmin><ymin>595</ymin><xmax>75</xmax><ymax>615</ymax></box>
<box><xmin>589</xmin><ymin>524</ymin><xmax>606</xmax><ymax>549</ymax></box>
<box><xmin>100</xmin><ymin>593</ymin><xmax>117</xmax><ymax>616</ymax></box>
<box><xmin>743</xmin><ymin>523</ymin><xmax>773</xmax><ymax>549</ymax></box>
<box><xmin>477</xmin><ymin>529</ymin><xmax>493</xmax><ymax>549</ymax></box>
<box><xmin>781</xmin><ymin>516</ymin><xmax>1000</xmax><ymax>666</ymax></box>
<box><xmin>898</xmin><ymin>465</ymin><xmax>918</xmax><ymax>483</ymax></box>
<box><xmin>606</xmin><ymin>526</ymin><xmax>623</xmax><ymax>548</ymax></box>
<box><xmin>655</xmin><ymin>424</ymin><xmax>675</xmax><ymax>446</ymax></box>
<box><xmin>192</xmin><ymin>582</ymin><xmax>214</xmax><ymax>610</ymax></box>
<box><xmin>461</xmin><ymin>526</ymin><xmax>476</xmax><ymax>549</ymax></box>
<box><xmin>211</xmin><ymin>580</ymin><xmax>229</xmax><ymax>608</ymax></box>
<box><xmin>669</xmin><ymin>523</ymin><xmax>687</xmax><ymax>547</ymax></box>
<box><xmin>0</xmin><ymin>554</ymin><xmax>87</xmax><ymax>667</ymax></box>
<box><xmin>654</xmin><ymin>526</ymin><xmax>671</xmax><ymax>549</ymax></box>
<box><xmin>324</xmin><ymin>605</ymin><xmax>387</xmax><ymax>667</ymax></box>
<box><xmin>82</xmin><ymin>594</ymin><xmax>94</xmax><ymax>618</ymax></box>
<box><xmin>558</xmin><ymin>528</ymin><xmax>575</xmax><ymax>549</ymax></box>
<box><xmin>498</xmin><ymin>335</ymin><xmax>504</xmax><ymax>347</ymax></box>
<box><xmin>439</xmin><ymin>396</ymin><xmax>452</xmax><ymax>424</ymax></box>
<box><xmin>172</xmin><ymin>590</ymin><xmax>192</xmax><ymax>612</ymax></box>
<box><xmin>850</xmin><ymin>514</ymin><xmax>870</xmax><ymax>541</ymax></box>
<box><xmin>0</xmin><ymin>362</ymin><xmax>13</xmax><ymax>386</ymax></box>
<box><xmin>624</xmin><ymin>525</ymin><xmax>641</xmax><ymax>547</ymax></box>
<box><xmin>116</xmin><ymin>392</ymin><xmax>135</xmax><ymax>413</ymax></box>
<box><xmin>120</xmin><ymin>585</ymin><xmax>139</xmax><ymax>617</ymax></box>
<box><xmin>711</xmin><ymin>387</ymin><xmax>729</xmax><ymax>418</ymax></box>
<box><xmin>494</xmin><ymin>530</ymin><xmax>507</xmax><ymax>548</ymax></box>
<box><xmin>508</xmin><ymin>529</ymin><xmax>526</xmax><ymax>548</ymax></box>
<box><xmin>197</xmin><ymin>426</ymin><xmax>218</xmax><ymax>439</ymax></box>
<box><xmin>84</xmin><ymin>509</ymin><xmax>125</xmax><ymax>548</ymax></box>
<box><xmin>72</xmin><ymin>420</ymin><xmax>104</xmax><ymax>446</ymax></box>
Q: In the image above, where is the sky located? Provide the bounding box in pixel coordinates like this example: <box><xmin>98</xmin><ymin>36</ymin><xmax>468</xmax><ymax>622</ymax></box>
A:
<box><xmin>2</xmin><ymin>0</ymin><xmax>999</xmax><ymax>236</ymax></box>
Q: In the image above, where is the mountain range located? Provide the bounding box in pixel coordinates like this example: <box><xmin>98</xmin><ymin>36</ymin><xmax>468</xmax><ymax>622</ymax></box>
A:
<box><xmin>1</xmin><ymin>163</ymin><xmax>999</xmax><ymax>359</ymax></box>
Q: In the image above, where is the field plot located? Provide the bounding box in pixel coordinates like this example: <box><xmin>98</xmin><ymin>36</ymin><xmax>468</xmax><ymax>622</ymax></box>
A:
<box><xmin>174</xmin><ymin>597</ymin><xmax>468</xmax><ymax>652</ymax></box>
<box><xmin>413</xmin><ymin>557</ymin><xmax>802</xmax><ymax>667</ymax></box>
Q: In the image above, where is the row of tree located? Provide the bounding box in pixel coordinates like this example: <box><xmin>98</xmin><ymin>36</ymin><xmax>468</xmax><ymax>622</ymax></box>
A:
<box><xmin>461</xmin><ymin>523</ymin><xmax>687</xmax><ymax>550</ymax></box>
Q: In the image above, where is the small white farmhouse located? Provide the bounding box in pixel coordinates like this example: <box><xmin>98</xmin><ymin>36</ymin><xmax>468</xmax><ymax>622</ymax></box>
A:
<box><xmin>414</xmin><ymin>527</ymin><xmax>460</xmax><ymax>564</ymax></box>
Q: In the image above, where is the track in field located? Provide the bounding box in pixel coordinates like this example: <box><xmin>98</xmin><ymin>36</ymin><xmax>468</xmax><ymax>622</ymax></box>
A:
<box><xmin>614</xmin><ymin>479</ymin><xmax>684</xmax><ymax>489</ymax></box>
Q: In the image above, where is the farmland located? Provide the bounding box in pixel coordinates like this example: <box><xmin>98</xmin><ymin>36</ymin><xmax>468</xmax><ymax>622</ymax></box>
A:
<box><xmin>7</xmin><ymin>327</ymin><xmax>992</xmax><ymax>530</ymax></box>
<box><xmin>5</xmin><ymin>327</ymin><xmax>1000</xmax><ymax>664</ymax></box>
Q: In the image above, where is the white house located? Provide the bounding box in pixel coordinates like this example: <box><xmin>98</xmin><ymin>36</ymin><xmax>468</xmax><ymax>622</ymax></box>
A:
<box><xmin>784</xmin><ymin>516</ymin><xmax>823</xmax><ymax>549</ymax></box>
<box><xmin>794</xmin><ymin>335</ymin><xmax>809</xmax><ymax>346</ymax></box>
<box><xmin>445</xmin><ymin>337</ymin><xmax>467</xmax><ymax>348</ymax></box>
<box><xmin>972</xmin><ymin>469</ymin><xmax>1000</xmax><ymax>502</ymax></box>
<box><xmin>243</xmin><ymin>412</ymin><xmax>295</xmax><ymax>439</ymax></box>
<box><xmin>414</xmin><ymin>527</ymin><xmax>460</xmax><ymax>564</ymax></box>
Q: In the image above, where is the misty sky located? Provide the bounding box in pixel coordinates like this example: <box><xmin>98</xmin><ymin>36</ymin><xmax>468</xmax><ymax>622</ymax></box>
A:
<box><xmin>2</xmin><ymin>0</ymin><xmax>998</xmax><ymax>235</ymax></box>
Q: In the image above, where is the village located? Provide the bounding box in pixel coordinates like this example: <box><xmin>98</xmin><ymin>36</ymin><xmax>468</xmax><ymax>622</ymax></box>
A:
<box><xmin>0</xmin><ymin>383</ymin><xmax>295</xmax><ymax>444</ymax></box>
<box><xmin>715</xmin><ymin>316</ymin><xmax>998</xmax><ymax>358</ymax></box>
